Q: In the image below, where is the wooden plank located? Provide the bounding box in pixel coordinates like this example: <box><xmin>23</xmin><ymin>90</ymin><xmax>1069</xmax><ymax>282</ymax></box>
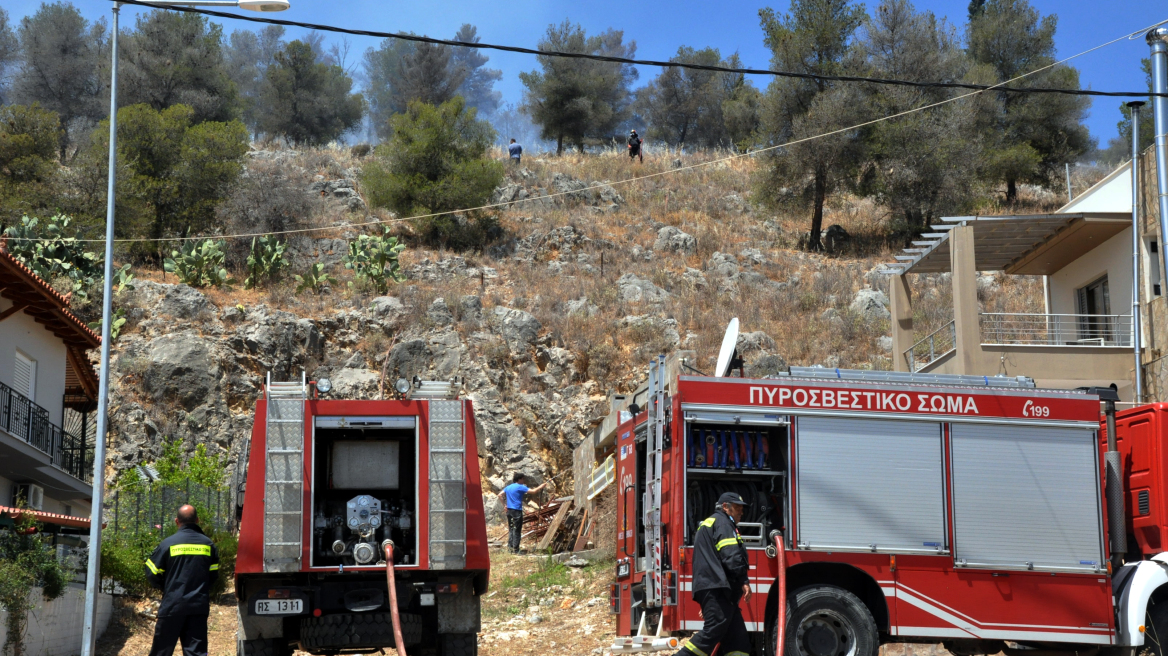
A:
<box><xmin>572</xmin><ymin>508</ymin><xmax>590</xmax><ymax>552</ymax></box>
<box><xmin>536</xmin><ymin>499</ymin><xmax>573</xmax><ymax>551</ymax></box>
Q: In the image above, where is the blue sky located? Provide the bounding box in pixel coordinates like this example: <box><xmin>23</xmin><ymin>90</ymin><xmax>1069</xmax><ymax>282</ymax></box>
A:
<box><xmin>9</xmin><ymin>0</ymin><xmax>1168</xmax><ymax>146</ymax></box>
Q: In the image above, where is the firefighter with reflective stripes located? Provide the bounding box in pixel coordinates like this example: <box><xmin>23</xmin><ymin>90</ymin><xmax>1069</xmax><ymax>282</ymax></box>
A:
<box><xmin>675</xmin><ymin>492</ymin><xmax>751</xmax><ymax>656</ymax></box>
<box><xmin>145</xmin><ymin>505</ymin><xmax>220</xmax><ymax>656</ymax></box>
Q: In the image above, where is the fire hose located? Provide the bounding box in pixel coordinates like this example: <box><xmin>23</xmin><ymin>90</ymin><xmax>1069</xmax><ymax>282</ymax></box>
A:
<box><xmin>773</xmin><ymin>532</ymin><xmax>786</xmax><ymax>656</ymax></box>
<box><xmin>384</xmin><ymin>542</ymin><xmax>408</xmax><ymax>656</ymax></box>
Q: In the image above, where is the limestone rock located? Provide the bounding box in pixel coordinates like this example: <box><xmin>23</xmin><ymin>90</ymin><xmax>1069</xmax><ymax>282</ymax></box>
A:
<box><xmin>128</xmin><ymin>281</ymin><xmax>214</xmax><ymax>319</ymax></box>
<box><xmin>492</xmin><ymin>307</ymin><xmax>542</xmax><ymax>350</ymax></box>
<box><xmin>617</xmin><ymin>274</ymin><xmax>669</xmax><ymax>304</ymax></box>
<box><xmin>850</xmin><ymin>287</ymin><xmax>891</xmax><ymax>322</ymax></box>
<box><xmin>653</xmin><ymin>226</ymin><xmax>697</xmax><ymax>253</ymax></box>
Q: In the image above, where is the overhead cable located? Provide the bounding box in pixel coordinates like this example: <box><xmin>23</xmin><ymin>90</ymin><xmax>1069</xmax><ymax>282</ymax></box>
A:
<box><xmin>41</xmin><ymin>8</ymin><xmax>1165</xmax><ymax>245</ymax></box>
<box><xmin>114</xmin><ymin>0</ymin><xmax>1168</xmax><ymax>99</ymax></box>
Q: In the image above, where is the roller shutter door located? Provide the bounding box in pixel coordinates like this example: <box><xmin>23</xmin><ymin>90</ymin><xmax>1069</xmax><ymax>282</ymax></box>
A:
<box><xmin>796</xmin><ymin>416</ymin><xmax>946</xmax><ymax>553</ymax></box>
<box><xmin>950</xmin><ymin>424</ymin><xmax>1103</xmax><ymax>572</ymax></box>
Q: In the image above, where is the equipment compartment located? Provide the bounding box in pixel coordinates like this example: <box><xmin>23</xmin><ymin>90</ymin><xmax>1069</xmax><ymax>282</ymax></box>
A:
<box><xmin>683</xmin><ymin>421</ymin><xmax>786</xmax><ymax>546</ymax></box>
<box><xmin>310</xmin><ymin>419</ymin><xmax>418</xmax><ymax>567</ymax></box>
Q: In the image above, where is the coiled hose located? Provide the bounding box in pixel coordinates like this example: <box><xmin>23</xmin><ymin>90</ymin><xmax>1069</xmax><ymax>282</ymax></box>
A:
<box><xmin>685</xmin><ymin>480</ymin><xmax>781</xmax><ymax>540</ymax></box>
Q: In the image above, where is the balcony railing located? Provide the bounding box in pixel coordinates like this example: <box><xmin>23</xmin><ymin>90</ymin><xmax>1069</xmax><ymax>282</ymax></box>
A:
<box><xmin>980</xmin><ymin>313</ymin><xmax>1133</xmax><ymax>347</ymax></box>
<box><xmin>906</xmin><ymin>320</ymin><xmax>956</xmax><ymax>372</ymax></box>
<box><xmin>0</xmin><ymin>379</ymin><xmax>93</xmax><ymax>484</ymax></box>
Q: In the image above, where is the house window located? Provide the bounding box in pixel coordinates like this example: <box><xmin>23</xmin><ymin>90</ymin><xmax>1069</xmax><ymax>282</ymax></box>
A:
<box><xmin>13</xmin><ymin>351</ymin><xmax>36</xmax><ymax>402</ymax></box>
<box><xmin>1150</xmin><ymin>240</ymin><xmax>1163</xmax><ymax>297</ymax></box>
<box><xmin>1075</xmin><ymin>276</ymin><xmax>1112</xmax><ymax>343</ymax></box>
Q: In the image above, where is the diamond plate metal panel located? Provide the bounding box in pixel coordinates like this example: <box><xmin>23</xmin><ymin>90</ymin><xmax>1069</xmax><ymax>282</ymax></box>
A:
<box><xmin>428</xmin><ymin>399</ymin><xmax>465</xmax><ymax>570</ymax></box>
<box><xmin>264</xmin><ymin>377</ymin><xmax>305</xmax><ymax>573</ymax></box>
<box><xmin>430</xmin><ymin>452</ymin><xmax>463</xmax><ymax>480</ymax></box>
<box><xmin>429</xmin><ymin>400</ymin><xmax>462</xmax><ymax>422</ymax></box>
<box><xmin>430</xmin><ymin>421</ymin><xmax>464</xmax><ymax>450</ymax></box>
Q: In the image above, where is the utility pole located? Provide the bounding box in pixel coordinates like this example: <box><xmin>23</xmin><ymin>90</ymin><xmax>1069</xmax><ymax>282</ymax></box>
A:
<box><xmin>79</xmin><ymin>4</ymin><xmax>118</xmax><ymax>655</ymax></box>
<box><xmin>1129</xmin><ymin>100</ymin><xmax>1146</xmax><ymax>404</ymax></box>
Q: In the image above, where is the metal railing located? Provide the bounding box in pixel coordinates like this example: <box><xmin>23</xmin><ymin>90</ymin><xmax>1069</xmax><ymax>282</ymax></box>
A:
<box><xmin>980</xmin><ymin>313</ymin><xmax>1134</xmax><ymax>347</ymax></box>
<box><xmin>905</xmin><ymin>321</ymin><xmax>956</xmax><ymax>372</ymax></box>
<box><xmin>0</xmin><ymin>379</ymin><xmax>93</xmax><ymax>484</ymax></box>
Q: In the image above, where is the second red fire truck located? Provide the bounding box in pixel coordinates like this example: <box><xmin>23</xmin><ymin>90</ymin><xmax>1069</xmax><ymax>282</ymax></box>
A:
<box><xmin>610</xmin><ymin>350</ymin><xmax>1168</xmax><ymax>656</ymax></box>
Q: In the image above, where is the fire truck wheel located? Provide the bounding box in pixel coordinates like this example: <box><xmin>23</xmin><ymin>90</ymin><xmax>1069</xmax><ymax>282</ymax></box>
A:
<box><xmin>779</xmin><ymin>586</ymin><xmax>878</xmax><ymax>656</ymax></box>
<box><xmin>439</xmin><ymin>633</ymin><xmax>479</xmax><ymax>656</ymax></box>
<box><xmin>1148</xmin><ymin>599</ymin><xmax>1168</xmax><ymax>656</ymax></box>
<box><xmin>299</xmin><ymin>612</ymin><xmax>423</xmax><ymax>650</ymax></box>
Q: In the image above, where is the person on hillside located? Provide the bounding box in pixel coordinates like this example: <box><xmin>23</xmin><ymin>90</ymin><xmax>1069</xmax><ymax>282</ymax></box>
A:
<box><xmin>498</xmin><ymin>473</ymin><xmax>549</xmax><ymax>554</ymax></box>
<box><xmin>509</xmin><ymin>138</ymin><xmax>523</xmax><ymax>165</ymax></box>
<box><xmin>628</xmin><ymin>129</ymin><xmax>643</xmax><ymax>163</ymax></box>
<box><xmin>145</xmin><ymin>504</ymin><xmax>220</xmax><ymax>656</ymax></box>
<box><xmin>674</xmin><ymin>492</ymin><xmax>751</xmax><ymax>656</ymax></box>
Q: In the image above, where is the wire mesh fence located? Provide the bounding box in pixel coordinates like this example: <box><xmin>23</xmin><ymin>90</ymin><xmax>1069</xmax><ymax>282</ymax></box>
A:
<box><xmin>106</xmin><ymin>480</ymin><xmax>237</xmax><ymax>536</ymax></box>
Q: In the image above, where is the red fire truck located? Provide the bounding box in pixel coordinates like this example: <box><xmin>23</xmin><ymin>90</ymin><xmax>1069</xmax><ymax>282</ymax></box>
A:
<box><xmin>609</xmin><ymin>354</ymin><xmax>1168</xmax><ymax>656</ymax></box>
<box><xmin>234</xmin><ymin>375</ymin><xmax>489</xmax><ymax>656</ymax></box>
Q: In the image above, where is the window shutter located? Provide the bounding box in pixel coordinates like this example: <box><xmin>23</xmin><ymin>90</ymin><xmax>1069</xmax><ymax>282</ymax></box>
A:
<box><xmin>13</xmin><ymin>352</ymin><xmax>35</xmax><ymax>401</ymax></box>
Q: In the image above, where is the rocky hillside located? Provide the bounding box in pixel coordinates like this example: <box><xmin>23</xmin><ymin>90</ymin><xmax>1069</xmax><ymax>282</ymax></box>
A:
<box><xmin>99</xmin><ymin>146</ymin><xmax>1041</xmax><ymax>510</ymax></box>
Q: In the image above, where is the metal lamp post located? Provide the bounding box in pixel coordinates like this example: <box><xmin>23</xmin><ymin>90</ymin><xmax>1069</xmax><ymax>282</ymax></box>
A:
<box><xmin>79</xmin><ymin>3</ymin><xmax>289</xmax><ymax>655</ymax></box>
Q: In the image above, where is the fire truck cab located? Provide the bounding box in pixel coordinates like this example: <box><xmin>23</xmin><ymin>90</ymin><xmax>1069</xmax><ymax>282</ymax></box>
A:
<box><xmin>235</xmin><ymin>375</ymin><xmax>488</xmax><ymax>656</ymax></box>
<box><xmin>610</xmin><ymin>360</ymin><xmax>1168</xmax><ymax>656</ymax></box>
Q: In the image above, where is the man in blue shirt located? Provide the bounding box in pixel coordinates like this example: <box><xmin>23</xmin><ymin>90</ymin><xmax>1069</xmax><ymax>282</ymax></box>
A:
<box><xmin>498</xmin><ymin>473</ymin><xmax>547</xmax><ymax>554</ymax></box>
<box><xmin>508</xmin><ymin>138</ymin><xmax>523</xmax><ymax>164</ymax></box>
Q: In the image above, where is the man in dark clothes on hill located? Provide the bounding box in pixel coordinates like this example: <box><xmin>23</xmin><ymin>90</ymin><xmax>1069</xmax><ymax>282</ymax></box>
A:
<box><xmin>674</xmin><ymin>492</ymin><xmax>751</xmax><ymax>656</ymax></box>
<box><xmin>628</xmin><ymin>129</ymin><xmax>643</xmax><ymax>163</ymax></box>
<box><xmin>145</xmin><ymin>504</ymin><xmax>220</xmax><ymax>656</ymax></box>
<box><xmin>509</xmin><ymin>138</ymin><xmax>523</xmax><ymax>164</ymax></box>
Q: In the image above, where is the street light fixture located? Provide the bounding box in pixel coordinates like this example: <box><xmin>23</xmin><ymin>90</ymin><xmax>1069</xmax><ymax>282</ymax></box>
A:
<box><xmin>79</xmin><ymin>2</ymin><xmax>290</xmax><ymax>655</ymax></box>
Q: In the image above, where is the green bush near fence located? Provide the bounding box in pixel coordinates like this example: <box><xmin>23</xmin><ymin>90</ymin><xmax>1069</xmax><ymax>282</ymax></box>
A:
<box><xmin>100</xmin><ymin>438</ymin><xmax>237</xmax><ymax>598</ymax></box>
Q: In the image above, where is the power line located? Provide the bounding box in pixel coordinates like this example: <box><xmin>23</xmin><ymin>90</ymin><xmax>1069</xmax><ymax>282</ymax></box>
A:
<box><xmin>24</xmin><ymin>8</ymin><xmax>1161</xmax><ymax>246</ymax></box>
<box><xmin>115</xmin><ymin>0</ymin><xmax>1167</xmax><ymax>99</ymax></box>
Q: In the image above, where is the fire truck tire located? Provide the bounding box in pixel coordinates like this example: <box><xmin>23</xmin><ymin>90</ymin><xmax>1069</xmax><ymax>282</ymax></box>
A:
<box><xmin>778</xmin><ymin>586</ymin><xmax>878</xmax><ymax>656</ymax></box>
<box><xmin>1147</xmin><ymin>600</ymin><xmax>1168</xmax><ymax>656</ymax></box>
<box><xmin>439</xmin><ymin>632</ymin><xmax>478</xmax><ymax>656</ymax></box>
<box><xmin>299</xmin><ymin>612</ymin><xmax>422</xmax><ymax>650</ymax></box>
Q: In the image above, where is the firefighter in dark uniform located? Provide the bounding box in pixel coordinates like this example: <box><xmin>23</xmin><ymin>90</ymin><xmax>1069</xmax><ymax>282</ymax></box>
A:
<box><xmin>145</xmin><ymin>504</ymin><xmax>220</xmax><ymax>656</ymax></box>
<box><xmin>675</xmin><ymin>492</ymin><xmax>751</xmax><ymax>656</ymax></box>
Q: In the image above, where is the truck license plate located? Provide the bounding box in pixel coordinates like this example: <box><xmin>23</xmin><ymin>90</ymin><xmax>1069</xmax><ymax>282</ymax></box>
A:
<box><xmin>255</xmin><ymin>599</ymin><xmax>304</xmax><ymax>615</ymax></box>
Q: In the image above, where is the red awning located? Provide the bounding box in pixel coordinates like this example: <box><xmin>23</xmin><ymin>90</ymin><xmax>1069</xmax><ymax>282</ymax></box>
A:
<box><xmin>0</xmin><ymin>505</ymin><xmax>93</xmax><ymax>530</ymax></box>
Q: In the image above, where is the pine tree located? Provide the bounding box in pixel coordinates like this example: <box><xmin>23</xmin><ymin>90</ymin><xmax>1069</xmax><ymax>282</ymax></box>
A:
<box><xmin>755</xmin><ymin>0</ymin><xmax>866</xmax><ymax>251</ymax></box>
<box><xmin>519</xmin><ymin>21</ymin><xmax>637</xmax><ymax>155</ymax></box>
<box><xmin>12</xmin><ymin>2</ymin><xmax>106</xmax><ymax>160</ymax></box>
<box><xmin>258</xmin><ymin>40</ymin><xmax>365</xmax><ymax>146</ymax></box>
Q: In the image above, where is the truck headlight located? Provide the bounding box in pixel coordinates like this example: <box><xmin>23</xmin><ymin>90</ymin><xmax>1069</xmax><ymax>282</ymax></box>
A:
<box><xmin>316</xmin><ymin>378</ymin><xmax>332</xmax><ymax>394</ymax></box>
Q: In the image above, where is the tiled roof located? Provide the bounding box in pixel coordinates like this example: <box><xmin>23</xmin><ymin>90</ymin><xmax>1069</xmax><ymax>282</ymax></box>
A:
<box><xmin>0</xmin><ymin>243</ymin><xmax>101</xmax><ymax>349</ymax></box>
<box><xmin>0</xmin><ymin>505</ymin><xmax>92</xmax><ymax>530</ymax></box>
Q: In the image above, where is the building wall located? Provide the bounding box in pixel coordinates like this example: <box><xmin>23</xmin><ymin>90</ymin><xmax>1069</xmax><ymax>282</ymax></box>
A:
<box><xmin>1048</xmin><ymin>226</ymin><xmax>1135</xmax><ymax>323</ymax></box>
<box><xmin>0</xmin><ymin>586</ymin><xmax>112</xmax><ymax>656</ymax></box>
<box><xmin>0</xmin><ymin>298</ymin><xmax>69</xmax><ymax>425</ymax></box>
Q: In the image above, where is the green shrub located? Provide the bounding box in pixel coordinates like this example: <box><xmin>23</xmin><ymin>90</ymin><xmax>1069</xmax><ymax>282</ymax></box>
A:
<box><xmin>342</xmin><ymin>227</ymin><xmax>406</xmax><ymax>294</ymax></box>
<box><xmin>99</xmin><ymin>531</ymin><xmax>155</xmax><ymax>597</ymax></box>
<box><xmin>164</xmin><ymin>238</ymin><xmax>233</xmax><ymax>288</ymax></box>
<box><xmin>294</xmin><ymin>262</ymin><xmax>336</xmax><ymax>295</ymax></box>
<box><xmin>244</xmin><ymin>236</ymin><xmax>289</xmax><ymax>289</ymax></box>
<box><xmin>0</xmin><ymin>510</ymin><xmax>69</xmax><ymax>654</ymax></box>
<box><xmin>360</xmin><ymin>98</ymin><xmax>504</xmax><ymax>250</ymax></box>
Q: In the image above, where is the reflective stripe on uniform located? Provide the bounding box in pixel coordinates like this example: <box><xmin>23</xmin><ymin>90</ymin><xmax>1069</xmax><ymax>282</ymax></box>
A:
<box><xmin>699</xmin><ymin>517</ymin><xmax>715</xmax><ymax>529</ymax></box>
<box><xmin>209</xmin><ymin>564</ymin><xmax>219</xmax><ymax>571</ymax></box>
<box><xmin>682</xmin><ymin>640</ymin><xmax>708</xmax><ymax>656</ymax></box>
<box><xmin>716</xmin><ymin>537</ymin><xmax>741</xmax><ymax>551</ymax></box>
<box><xmin>169</xmin><ymin>544</ymin><xmax>212</xmax><ymax>557</ymax></box>
<box><xmin>724</xmin><ymin>651</ymin><xmax>750</xmax><ymax>656</ymax></box>
<box><xmin>145</xmin><ymin>559</ymin><xmax>163</xmax><ymax>575</ymax></box>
